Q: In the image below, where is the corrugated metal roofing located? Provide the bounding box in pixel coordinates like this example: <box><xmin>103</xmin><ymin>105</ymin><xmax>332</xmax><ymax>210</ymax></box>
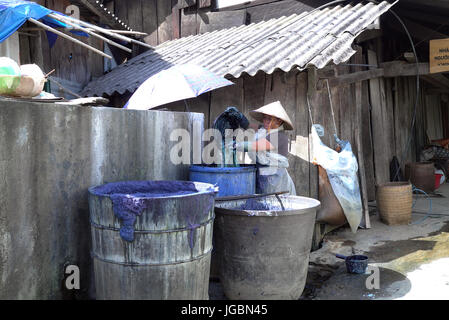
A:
<box><xmin>81</xmin><ymin>1</ymin><xmax>394</xmax><ymax>97</ymax></box>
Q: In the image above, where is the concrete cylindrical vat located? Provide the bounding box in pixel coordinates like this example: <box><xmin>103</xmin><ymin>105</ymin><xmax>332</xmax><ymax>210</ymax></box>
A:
<box><xmin>189</xmin><ymin>164</ymin><xmax>257</xmax><ymax>279</ymax></box>
<box><xmin>214</xmin><ymin>195</ymin><xmax>320</xmax><ymax>300</ymax></box>
<box><xmin>88</xmin><ymin>180</ymin><xmax>217</xmax><ymax>299</ymax></box>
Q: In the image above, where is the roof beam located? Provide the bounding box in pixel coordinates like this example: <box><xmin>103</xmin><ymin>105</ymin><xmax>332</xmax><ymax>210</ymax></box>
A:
<box><xmin>387</xmin><ymin>17</ymin><xmax>449</xmax><ymax>41</ymax></box>
<box><xmin>397</xmin><ymin>8</ymin><xmax>449</xmax><ymax>26</ymax></box>
<box><xmin>399</xmin><ymin>0</ymin><xmax>449</xmax><ymax>10</ymax></box>
<box><xmin>317</xmin><ymin>61</ymin><xmax>431</xmax><ymax>89</ymax></box>
<box><xmin>380</xmin><ymin>61</ymin><xmax>429</xmax><ymax>77</ymax></box>
<box><xmin>215</xmin><ymin>0</ymin><xmax>280</xmax><ymax>11</ymax></box>
<box><xmin>355</xmin><ymin>29</ymin><xmax>383</xmax><ymax>44</ymax></box>
<box><xmin>320</xmin><ymin>68</ymin><xmax>385</xmax><ymax>88</ymax></box>
<box><xmin>421</xmin><ymin>73</ymin><xmax>449</xmax><ymax>91</ymax></box>
<box><xmin>77</xmin><ymin>0</ymin><xmax>128</xmax><ymax>30</ymax></box>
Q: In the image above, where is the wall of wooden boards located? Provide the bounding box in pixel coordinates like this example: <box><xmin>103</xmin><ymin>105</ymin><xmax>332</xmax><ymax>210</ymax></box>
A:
<box><xmin>156</xmin><ymin>58</ymin><xmax>431</xmax><ymax>203</ymax></box>
<box><xmin>19</xmin><ymin>0</ymin><xmax>104</xmax><ymax>90</ymax></box>
<box><xmin>113</xmin><ymin>0</ymin><xmax>216</xmax><ymax>46</ymax></box>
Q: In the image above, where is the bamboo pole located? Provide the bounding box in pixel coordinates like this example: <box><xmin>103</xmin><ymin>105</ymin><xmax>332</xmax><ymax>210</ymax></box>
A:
<box><xmin>28</xmin><ymin>18</ymin><xmax>112</xmax><ymax>59</ymax></box>
<box><xmin>48</xmin><ymin>13</ymin><xmax>132</xmax><ymax>53</ymax></box>
<box><xmin>103</xmin><ymin>30</ymin><xmax>148</xmax><ymax>36</ymax></box>
<box><xmin>54</xmin><ymin>13</ymin><xmax>155</xmax><ymax>50</ymax></box>
<box><xmin>48</xmin><ymin>76</ymin><xmax>82</xmax><ymax>99</ymax></box>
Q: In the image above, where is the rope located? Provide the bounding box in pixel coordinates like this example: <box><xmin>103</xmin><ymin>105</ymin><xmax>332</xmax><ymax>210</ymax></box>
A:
<box><xmin>325</xmin><ymin>79</ymin><xmax>338</xmax><ymax>136</ymax></box>
<box><xmin>306</xmin><ymin>95</ymin><xmax>315</xmax><ymax>127</ymax></box>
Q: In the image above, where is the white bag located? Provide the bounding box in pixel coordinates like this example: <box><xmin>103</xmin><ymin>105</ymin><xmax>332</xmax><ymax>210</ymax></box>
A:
<box><xmin>311</xmin><ymin>125</ymin><xmax>362</xmax><ymax>233</ymax></box>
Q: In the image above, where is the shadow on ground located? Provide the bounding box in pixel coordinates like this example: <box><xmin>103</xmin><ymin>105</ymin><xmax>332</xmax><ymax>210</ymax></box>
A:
<box><xmin>303</xmin><ymin>266</ymin><xmax>411</xmax><ymax>300</ymax></box>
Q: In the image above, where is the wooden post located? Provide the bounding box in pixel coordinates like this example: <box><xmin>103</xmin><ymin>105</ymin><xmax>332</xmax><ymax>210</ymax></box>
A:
<box><xmin>367</xmin><ymin>48</ymin><xmax>393</xmax><ymax>185</ymax></box>
<box><xmin>308</xmin><ymin>66</ymin><xmax>322</xmax><ymax>250</ymax></box>
<box><xmin>354</xmin><ymin>47</ymin><xmax>371</xmax><ymax>229</ymax></box>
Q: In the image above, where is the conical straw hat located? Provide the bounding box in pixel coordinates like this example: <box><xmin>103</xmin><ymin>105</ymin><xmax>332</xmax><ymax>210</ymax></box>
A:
<box><xmin>249</xmin><ymin>101</ymin><xmax>293</xmax><ymax>130</ymax></box>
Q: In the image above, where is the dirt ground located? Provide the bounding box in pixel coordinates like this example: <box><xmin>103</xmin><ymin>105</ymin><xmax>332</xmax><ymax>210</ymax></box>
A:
<box><xmin>210</xmin><ymin>183</ymin><xmax>449</xmax><ymax>300</ymax></box>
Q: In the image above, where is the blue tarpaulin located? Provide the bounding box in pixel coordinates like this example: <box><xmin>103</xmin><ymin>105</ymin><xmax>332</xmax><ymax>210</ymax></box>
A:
<box><xmin>0</xmin><ymin>0</ymin><xmax>88</xmax><ymax>46</ymax></box>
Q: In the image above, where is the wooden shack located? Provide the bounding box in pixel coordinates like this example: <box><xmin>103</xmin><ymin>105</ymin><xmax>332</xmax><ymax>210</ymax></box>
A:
<box><xmin>81</xmin><ymin>0</ymin><xmax>449</xmax><ymax>244</ymax></box>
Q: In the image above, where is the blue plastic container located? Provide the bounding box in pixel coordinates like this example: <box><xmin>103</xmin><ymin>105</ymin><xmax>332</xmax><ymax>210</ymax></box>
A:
<box><xmin>189</xmin><ymin>165</ymin><xmax>256</xmax><ymax>197</ymax></box>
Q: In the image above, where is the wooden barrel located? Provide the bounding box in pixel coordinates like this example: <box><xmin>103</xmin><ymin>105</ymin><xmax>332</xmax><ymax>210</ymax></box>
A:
<box><xmin>405</xmin><ymin>162</ymin><xmax>435</xmax><ymax>193</ymax></box>
<box><xmin>88</xmin><ymin>180</ymin><xmax>216</xmax><ymax>300</ymax></box>
<box><xmin>376</xmin><ymin>182</ymin><xmax>412</xmax><ymax>225</ymax></box>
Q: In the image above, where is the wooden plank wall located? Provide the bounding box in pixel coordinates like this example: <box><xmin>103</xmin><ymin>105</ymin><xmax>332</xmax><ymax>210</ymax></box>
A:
<box><xmin>113</xmin><ymin>0</ymin><xmax>216</xmax><ymax>46</ymax></box>
<box><xmin>19</xmin><ymin>0</ymin><xmax>104</xmax><ymax>88</ymax></box>
<box><xmin>161</xmin><ymin>55</ymin><xmax>372</xmax><ymax>199</ymax></box>
<box><xmin>425</xmin><ymin>94</ymin><xmax>444</xmax><ymax>141</ymax></box>
<box><xmin>160</xmin><ymin>61</ymin><xmax>428</xmax><ymax>203</ymax></box>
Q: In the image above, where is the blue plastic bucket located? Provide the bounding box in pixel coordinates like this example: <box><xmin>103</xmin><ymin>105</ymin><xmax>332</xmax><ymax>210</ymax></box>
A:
<box><xmin>189</xmin><ymin>165</ymin><xmax>256</xmax><ymax>197</ymax></box>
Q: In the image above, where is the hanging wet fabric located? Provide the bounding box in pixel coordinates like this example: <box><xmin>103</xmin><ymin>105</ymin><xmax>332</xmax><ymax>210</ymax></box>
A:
<box><xmin>311</xmin><ymin>125</ymin><xmax>362</xmax><ymax>233</ymax></box>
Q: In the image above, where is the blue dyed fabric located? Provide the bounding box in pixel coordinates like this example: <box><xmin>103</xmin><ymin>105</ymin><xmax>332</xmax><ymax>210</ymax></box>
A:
<box><xmin>0</xmin><ymin>0</ymin><xmax>87</xmax><ymax>43</ymax></box>
<box><xmin>109</xmin><ymin>194</ymin><xmax>148</xmax><ymax>242</ymax></box>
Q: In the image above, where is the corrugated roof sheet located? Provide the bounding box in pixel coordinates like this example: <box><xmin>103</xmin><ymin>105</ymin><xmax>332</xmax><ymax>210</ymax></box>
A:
<box><xmin>81</xmin><ymin>1</ymin><xmax>394</xmax><ymax>97</ymax></box>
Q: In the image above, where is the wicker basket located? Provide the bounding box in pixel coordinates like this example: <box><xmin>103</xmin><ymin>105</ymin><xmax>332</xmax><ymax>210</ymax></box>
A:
<box><xmin>376</xmin><ymin>182</ymin><xmax>412</xmax><ymax>225</ymax></box>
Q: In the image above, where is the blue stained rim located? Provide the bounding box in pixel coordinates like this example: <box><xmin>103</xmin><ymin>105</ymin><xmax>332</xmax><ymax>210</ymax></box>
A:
<box><xmin>88</xmin><ymin>180</ymin><xmax>218</xmax><ymax>199</ymax></box>
<box><xmin>189</xmin><ymin>165</ymin><xmax>256</xmax><ymax>174</ymax></box>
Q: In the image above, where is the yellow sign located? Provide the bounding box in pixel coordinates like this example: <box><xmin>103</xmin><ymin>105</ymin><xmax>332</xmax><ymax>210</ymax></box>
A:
<box><xmin>430</xmin><ymin>39</ymin><xmax>449</xmax><ymax>73</ymax></box>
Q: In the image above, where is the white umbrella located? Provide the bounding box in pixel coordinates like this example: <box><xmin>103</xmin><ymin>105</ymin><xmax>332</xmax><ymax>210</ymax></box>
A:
<box><xmin>124</xmin><ymin>64</ymin><xmax>234</xmax><ymax>110</ymax></box>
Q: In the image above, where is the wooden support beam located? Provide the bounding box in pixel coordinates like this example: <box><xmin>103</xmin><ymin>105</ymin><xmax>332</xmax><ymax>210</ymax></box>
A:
<box><xmin>397</xmin><ymin>9</ymin><xmax>449</xmax><ymax>27</ymax></box>
<box><xmin>425</xmin><ymin>88</ymin><xmax>449</xmax><ymax>95</ymax></box>
<box><xmin>320</xmin><ymin>68</ymin><xmax>385</xmax><ymax>89</ymax></box>
<box><xmin>381</xmin><ymin>61</ymin><xmax>429</xmax><ymax>77</ymax></box>
<box><xmin>353</xmin><ymin>46</ymin><xmax>370</xmax><ymax>229</ymax></box>
<box><xmin>421</xmin><ymin>73</ymin><xmax>449</xmax><ymax>91</ymax></box>
<box><xmin>316</xmin><ymin>66</ymin><xmax>335</xmax><ymax>78</ymax></box>
<box><xmin>355</xmin><ymin>29</ymin><xmax>383</xmax><ymax>44</ymax></box>
<box><xmin>367</xmin><ymin>48</ymin><xmax>392</xmax><ymax>185</ymax></box>
<box><xmin>399</xmin><ymin>0</ymin><xmax>449</xmax><ymax>10</ymax></box>
<box><xmin>388</xmin><ymin>17</ymin><xmax>449</xmax><ymax>41</ymax></box>
<box><xmin>318</xmin><ymin>61</ymin><xmax>431</xmax><ymax>89</ymax></box>
<box><xmin>78</xmin><ymin>0</ymin><xmax>125</xmax><ymax>30</ymax></box>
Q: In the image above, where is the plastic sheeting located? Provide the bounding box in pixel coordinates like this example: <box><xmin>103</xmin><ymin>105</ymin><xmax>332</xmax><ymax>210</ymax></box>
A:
<box><xmin>0</xmin><ymin>0</ymin><xmax>87</xmax><ymax>44</ymax></box>
<box><xmin>311</xmin><ymin>125</ymin><xmax>362</xmax><ymax>233</ymax></box>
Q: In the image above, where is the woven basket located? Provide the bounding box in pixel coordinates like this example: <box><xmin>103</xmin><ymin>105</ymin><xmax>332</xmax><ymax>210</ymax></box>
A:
<box><xmin>376</xmin><ymin>182</ymin><xmax>412</xmax><ymax>225</ymax></box>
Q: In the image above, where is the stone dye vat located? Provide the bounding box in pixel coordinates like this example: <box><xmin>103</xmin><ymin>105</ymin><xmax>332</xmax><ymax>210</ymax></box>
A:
<box><xmin>214</xmin><ymin>195</ymin><xmax>320</xmax><ymax>300</ymax></box>
<box><xmin>88</xmin><ymin>180</ymin><xmax>217</xmax><ymax>300</ymax></box>
<box><xmin>0</xmin><ymin>98</ymin><xmax>203</xmax><ymax>299</ymax></box>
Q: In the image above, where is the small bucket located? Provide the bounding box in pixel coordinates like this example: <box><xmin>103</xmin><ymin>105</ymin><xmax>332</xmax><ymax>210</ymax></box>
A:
<box><xmin>336</xmin><ymin>254</ymin><xmax>368</xmax><ymax>274</ymax></box>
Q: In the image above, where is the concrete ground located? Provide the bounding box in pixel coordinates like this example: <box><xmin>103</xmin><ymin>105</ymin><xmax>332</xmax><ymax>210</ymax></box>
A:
<box><xmin>210</xmin><ymin>183</ymin><xmax>449</xmax><ymax>300</ymax></box>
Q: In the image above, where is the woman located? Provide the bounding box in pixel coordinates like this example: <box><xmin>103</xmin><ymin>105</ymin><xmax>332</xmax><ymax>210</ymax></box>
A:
<box><xmin>245</xmin><ymin>101</ymin><xmax>296</xmax><ymax>195</ymax></box>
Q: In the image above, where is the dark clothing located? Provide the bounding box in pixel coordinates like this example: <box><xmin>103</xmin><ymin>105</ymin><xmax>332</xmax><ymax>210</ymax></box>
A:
<box><xmin>266</xmin><ymin>130</ymin><xmax>289</xmax><ymax>157</ymax></box>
